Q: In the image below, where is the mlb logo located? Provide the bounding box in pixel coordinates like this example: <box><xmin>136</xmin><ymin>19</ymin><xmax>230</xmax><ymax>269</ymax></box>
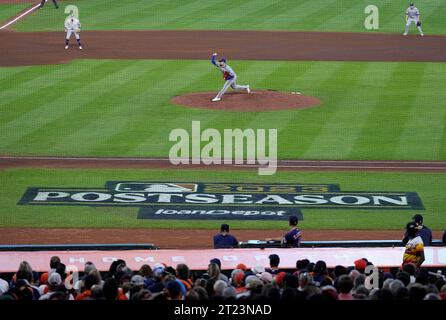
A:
<box><xmin>114</xmin><ymin>182</ymin><xmax>197</xmax><ymax>193</ymax></box>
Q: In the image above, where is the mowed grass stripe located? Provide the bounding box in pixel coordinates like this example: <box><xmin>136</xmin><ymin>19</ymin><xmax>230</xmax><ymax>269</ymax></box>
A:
<box><xmin>349</xmin><ymin>63</ymin><xmax>428</xmax><ymax>160</ymax></box>
<box><xmin>104</xmin><ymin>62</ymin><xmax>222</xmax><ymax>156</ymax></box>
<box><xmin>133</xmin><ymin>0</ymin><xmax>223</xmax><ymax>29</ymax></box>
<box><xmin>0</xmin><ymin>63</ymin><xmax>91</xmax><ymax>103</ymax></box>
<box><xmin>120</xmin><ymin>61</ymin><xmax>224</xmax><ymax>156</ymax></box>
<box><xmin>290</xmin><ymin>62</ymin><xmax>360</xmax><ymax>159</ymax></box>
<box><xmin>111</xmin><ymin>0</ymin><xmax>201</xmax><ymax>29</ymax></box>
<box><xmin>274</xmin><ymin>61</ymin><xmax>343</xmax><ymax>158</ymax></box>
<box><xmin>316</xmin><ymin>1</ymin><xmax>367</xmax><ymax>31</ymax></box>
<box><xmin>0</xmin><ymin>61</ymin><xmax>138</xmax><ymax>150</ymax></box>
<box><xmin>394</xmin><ymin>63</ymin><xmax>446</xmax><ymax>159</ymax></box>
<box><xmin>301</xmin><ymin>62</ymin><xmax>371</xmax><ymax>159</ymax></box>
<box><xmin>192</xmin><ymin>0</ymin><xmax>285</xmax><ymax>29</ymax></box>
<box><xmin>292</xmin><ymin>0</ymin><xmax>347</xmax><ymax>30</ymax></box>
<box><xmin>440</xmin><ymin>113</ymin><xmax>446</xmax><ymax>160</ymax></box>
<box><xmin>0</xmin><ymin>66</ymin><xmax>34</xmax><ymax>88</ymax></box>
<box><xmin>186</xmin><ymin>0</ymin><xmax>272</xmax><ymax>28</ymax></box>
<box><xmin>259</xmin><ymin>0</ymin><xmax>336</xmax><ymax>29</ymax></box>
<box><xmin>0</xmin><ymin>62</ymin><xmax>115</xmax><ymax>126</ymax></box>
<box><xmin>48</xmin><ymin>61</ymin><xmax>168</xmax><ymax>154</ymax></box>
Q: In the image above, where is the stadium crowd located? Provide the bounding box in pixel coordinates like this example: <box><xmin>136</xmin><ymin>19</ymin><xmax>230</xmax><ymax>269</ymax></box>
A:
<box><xmin>0</xmin><ymin>255</ymin><xmax>445</xmax><ymax>301</ymax></box>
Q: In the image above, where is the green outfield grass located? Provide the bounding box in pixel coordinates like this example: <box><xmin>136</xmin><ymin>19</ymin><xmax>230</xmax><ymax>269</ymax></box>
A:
<box><xmin>4</xmin><ymin>0</ymin><xmax>446</xmax><ymax>34</ymax></box>
<box><xmin>0</xmin><ymin>168</ymin><xmax>444</xmax><ymax>230</ymax></box>
<box><xmin>1</xmin><ymin>59</ymin><xmax>445</xmax><ymax>160</ymax></box>
<box><xmin>0</xmin><ymin>3</ymin><xmax>29</xmax><ymax>24</ymax></box>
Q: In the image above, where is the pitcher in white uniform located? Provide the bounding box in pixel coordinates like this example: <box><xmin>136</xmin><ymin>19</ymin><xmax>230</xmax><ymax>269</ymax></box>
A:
<box><xmin>404</xmin><ymin>3</ymin><xmax>424</xmax><ymax>36</ymax></box>
<box><xmin>65</xmin><ymin>16</ymin><xmax>83</xmax><ymax>50</ymax></box>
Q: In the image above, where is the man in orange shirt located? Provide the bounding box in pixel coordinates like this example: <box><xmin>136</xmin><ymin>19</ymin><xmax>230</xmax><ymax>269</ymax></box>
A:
<box><xmin>403</xmin><ymin>221</ymin><xmax>425</xmax><ymax>267</ymax></box>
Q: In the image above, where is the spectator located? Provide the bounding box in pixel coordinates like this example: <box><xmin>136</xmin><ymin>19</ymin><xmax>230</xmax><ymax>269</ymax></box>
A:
<box><xmin>281</xmin><ymin>215</ymin><xmax>302</xmax><ymax>247</ymax></box>
<box><xmin>213</xmin><ymin>280</ymin><xmax>228</xmax><ymax>298</ymax></box>
<box><xmin>176</xmin><ymin>264</ymin><xmax>193</xmax><ymax>291</ymax></box>
<box><xmin>403</xmin><ymin>214</ymin><xmax>432</xmax><ymax>246</ymax></box>
<box><xmin>165</xmin><ymin>280</ymin><xmax>183</xmax><ymax>300</ymax></box>
<box><xmin>266</xmin><ymin>254</ymin><xmax>281</xmax><ymax>275</ymax></box>
<box><xmin>354</xmin><ymin>258</ymin><xmax>368</xmax><ymax>274</ymax></box>
<box><xmin>76</xmin><ymin>274</ymin><xmax>100</xmax><ymax>300</ymax></box>
<box><xmin>39</xmin><ymin>272</ymin><xmax>68</xmax><ymax>300</ymax></box>
<box><xmin>337</xmin><ymin>275</ymin><xmax>354</xmax><ymax>300</ymax></box>
<box><xmin>213</xmin><ymin>224</ymin><xmax>239</xmax><ymax>249</ymax></box>
<box><xmin>2</xmin><ymin>256</ymin><xmax>445</xmax><ymax>302</ymax></box>
<box><xmin>312</xmin><ymin>260</ymin><xmax>332</xmax><ymax>286</ymax></box>
<box><xmin>298</xmin><ymin>272</ymin><xmax>313</xmax><ymax>292</ymax></box>
<box><xmin>403</xmin><ymin>221</ymin><xmax>425</xmax><ymax>267</ymax></box>
<box><xmin>0</xmin><ymin>273</ymin><xmax>9</xmax><ymax>295</ymax></box>
<box><xmin>16</xmin><ymin>261</ymin><xmax>33</xmax><ymax>283</ymax></box>
<box><xmin>74</xmin><ymin>261</ymin><xmax>97</xmax><ymax>292</ymax></box>
<box><xmin>209</xmin><ymin>258</ymin><xmax>229</xmax><ymax>283</ymax></box>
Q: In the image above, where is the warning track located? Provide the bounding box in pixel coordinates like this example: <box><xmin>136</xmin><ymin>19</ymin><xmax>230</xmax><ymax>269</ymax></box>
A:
<box><xmin>1</xmin><ymin>156</ymin><xmax>446</xmax><ymax>172</ymax></box>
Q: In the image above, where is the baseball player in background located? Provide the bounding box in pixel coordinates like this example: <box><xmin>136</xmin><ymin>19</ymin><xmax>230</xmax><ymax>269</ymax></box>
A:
<box><xmin>211</xmin><ymin>53</ymin><xmax>250</xmax><ymax>102</ymax></box>
<box><xmin>65</xmin><ymin>16</ymin><xmax>83</xmax><ymax>50</ymax></box>
<box><xmin>40</xmin><ymin>0</ymin><xmax>59</xmax><ymax>9</ymax></box>
<box><xmin>404</xmin><ymin>3</ymin><xmax>424</xmax><ymax>36</ymax></box>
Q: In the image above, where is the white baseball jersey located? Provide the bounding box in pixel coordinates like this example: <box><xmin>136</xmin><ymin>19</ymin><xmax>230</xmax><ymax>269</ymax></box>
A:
<box><xmin>65</xmin><ymin>17</ymin><xmax>81</xmax><ymax>31</ymax></box>
<box><xmin>406</xmin><ymin>6</ymin><xmax>420</xmax><ymax>20</ymax></box>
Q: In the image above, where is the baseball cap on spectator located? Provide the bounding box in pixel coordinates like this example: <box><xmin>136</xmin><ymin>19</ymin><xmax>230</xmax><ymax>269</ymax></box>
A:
<box><xmin>131</xmin><ymin>275</ymin><xmax>145</xmax><ymax>287</ymax></box>
<box><xmin>166</xmin><ymin>280</ymin><xmax>182</xmax><ymax>299</ymax></box>
<box><xmin>236</xmin><ymin>263</ymin><xmax>248</xmax><ymax>271</ymax></box>
<box><xmin>48</xmin><ymin>272</ymin><xmax>62</xmax><ymax>286</ymax></box>
<box><xmin>153</xmin><ymin>263</ymin><xmax>165</xmax><ymax>278</ymax></box>
<box><xmin>274</xmin><ymin>272</ymin><xmax>287</xmax><ymax>287</ymax></box>
<box><xmin>84</xmin><ymin>262</ymin><xmax>96</xmax><ymax>274</ymax></box>
<box><xmin>40</xmin><ymin>273</ymin><xmax>49</xmax><ymax>285</ymax></box>
<box><xmin>220</xmin><ymin>224</ymin><xmax>230</xmax><ymax>232</ymax></box>
<box><xmin>165</xmin><ymin>266</ymin><xmax>176</xmax><ymax>276</ymax></box>
<box><xmin>251</xmin><ymin>266</ymin><xmax>265</xmax><ymax>275</ymax></box>
<box><xmin>234</xmin><ymin>272</ymin><xmax>245</xmax><ymax>286</ymax></box>
<box><xmin>259</xmin><ymin>272</ymin><xmax>273</xmax><ymax>284</ymax></box>
<box><xmin>223</xmin><ymin>286</ymin><xmax>237</xmax><ymax>299</ymax></box>
<box><xmin>153</xmin><ymin>263</ymin><xmax>165</xmax><ymax>269</ymax></box>
<box><xmin>354</xmin><ymin>259</ymin><xmax>367</xmax><ymax>273</ymax></box>
<box><xmin>245</xmin><ymin>275</ymin><xmax>263</xmax><ymax>290</ymax></box>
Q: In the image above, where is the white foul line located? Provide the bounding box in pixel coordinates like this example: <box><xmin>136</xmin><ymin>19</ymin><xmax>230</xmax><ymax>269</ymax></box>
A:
<box><xmin>0</xmin><ymin>3</ymin><xmax>41</xmax><ymax>31</ymax></box>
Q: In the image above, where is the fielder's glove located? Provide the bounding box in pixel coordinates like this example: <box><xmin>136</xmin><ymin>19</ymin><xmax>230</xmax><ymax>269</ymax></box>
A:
<box><xmin>417</xmin><ymin>21</ymin><xmax>421</xmax><ymax>27</ymax></box>
<box><xmin>75</xmin><ymin>28</ymin><xmax>81</xmax><ymax>33</ymax></box>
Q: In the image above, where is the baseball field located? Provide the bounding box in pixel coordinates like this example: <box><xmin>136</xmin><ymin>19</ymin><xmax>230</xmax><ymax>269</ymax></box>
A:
<box><xmin>1</xmin><ymin>0</ymin><xmax>445</xmax><ymax>248</ymax></box>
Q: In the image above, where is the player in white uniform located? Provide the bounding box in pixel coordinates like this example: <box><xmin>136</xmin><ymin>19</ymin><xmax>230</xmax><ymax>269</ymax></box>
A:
<box><xmin>65</xmin><ymin>16</ymin><xmax>83</xmax><ymax>50</ymax></box>
<box><xmin>211</xmin><ymin>53</ymin><xmax>250</xmax><ymax>102</ymax></box>
<box><xmin>404</xmin><ymin>3</ymin><xmax>424</xmax><ymax>36</ymax></box>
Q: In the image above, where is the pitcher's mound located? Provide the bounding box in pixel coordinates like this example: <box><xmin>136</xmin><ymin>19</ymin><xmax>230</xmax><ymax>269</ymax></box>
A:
<box><xmin>170</xmin><ymin>90</ymin><xmax>321</xmax><ymax>111</ymax></box>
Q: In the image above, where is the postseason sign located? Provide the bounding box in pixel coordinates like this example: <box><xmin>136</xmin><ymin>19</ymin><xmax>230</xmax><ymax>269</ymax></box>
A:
<box><xmin>19</xmin><ymin>182</ymin><xmax>424</xmax><ymax>221</ymax></box>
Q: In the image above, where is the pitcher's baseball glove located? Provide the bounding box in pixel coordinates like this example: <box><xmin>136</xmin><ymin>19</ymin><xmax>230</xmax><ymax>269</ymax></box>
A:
<box><xmin>416</xmin><ymin>21</ymin><xmax>421</xmax><ymax>27</ymax></box>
